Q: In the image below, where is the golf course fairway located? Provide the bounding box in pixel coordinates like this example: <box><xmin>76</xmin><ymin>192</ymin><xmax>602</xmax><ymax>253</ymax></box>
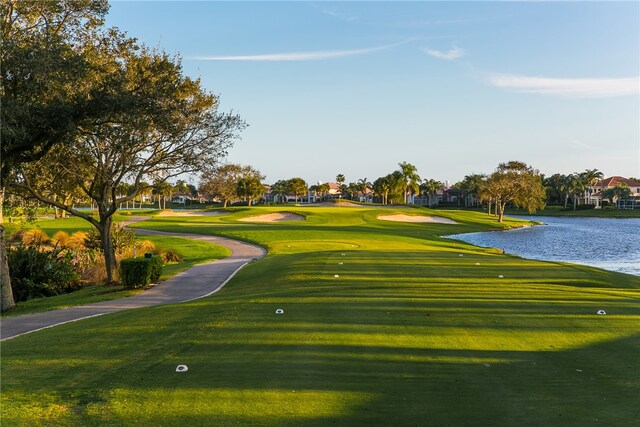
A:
<box><xmin>2</xmin><ymin>207</ymin><xmax>639</xmax><ymax>426</ymax></box>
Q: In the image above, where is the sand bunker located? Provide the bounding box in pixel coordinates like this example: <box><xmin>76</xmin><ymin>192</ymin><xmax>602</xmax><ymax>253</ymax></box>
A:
<box><xmin>239</xmin><ymin>212</ymin><xmax>305</xmax><ymax>222</ymax></box>
<box><xmin>156</xmin><ymin>210</ymin><xmax>228</xmax><ymax>217</ymax></box>
<box><xmin>378</xmin><ymin>214</ymin><xmax>458</xmax><ymax>224</ymax></box>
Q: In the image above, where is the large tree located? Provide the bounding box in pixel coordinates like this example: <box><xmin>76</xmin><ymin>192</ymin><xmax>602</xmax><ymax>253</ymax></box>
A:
<box><xmin>199</xmin><ymin>164</ymin><xmax>261</xmax><ymax>207</ymax></box>
<box><xmin>285</xmin><ymin>178</ymin><xmax>308</xmax><ymax>204</ymax></box>
<box><xmin>11</xmin><ymin>33</ymin><xmax>245</xmax><ymax>285</ymax></box>
<box><xmin>483</xmin><ymin>161</ymin><xmax>546</xmax><ymax>222</ymax></box>
<box><xmin>235</xmin><ymin>168</ymin><xmax>265</xmax><ymax>206</ymax></box>
<box><xmin>1</xmin><ymin>0</ymin><xmax>110</xmax><ymax>311</ymax></box>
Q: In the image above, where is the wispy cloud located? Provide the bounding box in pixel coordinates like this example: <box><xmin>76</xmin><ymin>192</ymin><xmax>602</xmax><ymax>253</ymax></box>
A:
<box><xmin>190</xmin><ymin>40</ymin><xmax>409</xmax><ymax>62</ymax></box>
<box><xmin>314</xmin><ymin>4</ymin><xmax>360</xmax><ymax>23</ymax></box>
<box><xmin>422</xmin><ymin>46</ymin><xmax>465</xmax><ymax>60</ymax></box>
<box><xmin>489</xmin><ymin>74</ymin><xmax>640</xmax><ymax>98</ymax></box>
<box><xmin>570</xmin><ymin>140</ymin><xmax>594</xmax><ymax>150</ymax></box>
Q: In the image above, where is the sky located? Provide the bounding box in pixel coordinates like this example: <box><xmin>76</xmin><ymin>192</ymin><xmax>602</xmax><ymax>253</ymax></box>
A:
<box><xmin>106</xmin><ymin>1</ymin><xmax>640</xmax><ymax>186</ymax></box>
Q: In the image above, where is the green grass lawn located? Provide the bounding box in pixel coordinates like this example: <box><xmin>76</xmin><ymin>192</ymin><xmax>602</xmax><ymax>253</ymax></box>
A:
<box><xmin>2</xmin><ymin>207</ymin><xmax>639</xmax><ymax>426</ymax></box>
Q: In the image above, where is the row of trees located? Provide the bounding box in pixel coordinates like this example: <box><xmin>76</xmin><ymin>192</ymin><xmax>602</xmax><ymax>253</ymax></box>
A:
<box><xmin>309</xmin><ymin>162</ymin><xmax>545</xmax><ymax>223</ymax></box>
<box><xmin>196</xmin><ymin>161</ymin><xmax>545</xmax><ymax>224</ymax></box>
<box><xmin>456</xmin><ymin>168</ymin><xmax>634</xmax><ymax>212</ymax></box>
<box><xmin>198</xmin><ymin>164</ymin><xmax>265</xmax><ymax>207</ymax></box>
<box><xmin>366</xmin><ymin>161</ymin><xmax>545</xmax><ymax>223</ymax></box>
<box><xmin>1</xmin><ymin>0</ymin><xmax>245</xmax><ymax>311</ymax></box>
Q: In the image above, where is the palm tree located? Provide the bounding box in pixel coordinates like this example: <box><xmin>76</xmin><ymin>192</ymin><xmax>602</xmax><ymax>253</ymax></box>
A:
<box><xmin>602</xmin><ymin>183</ymin><xmax>631</xmax><ymax>207</ymax></box>
<box><xmin>270</xmin><ymin>180</ymin><xmax>288</xmax><ymax>204</ymax></box>
<box><xmin>421</xmin><ymin>179</ymin><xmax>444</xmax><ymax>207</ymax></box>
<box><xmin>153</xmin><ymin>181</ymin><xmax>173</xmax><ymax>210</ymax></box>
<box><xmin>543</xmin><ymin>174</ymin><xmax>565</xmax><ymax>206</ymax></box>
<box><xmin>388</xmin><ymin>171</ymin><xmax>406</xmax><ymax>204</ymax></box>
<box><xmin>457</xmin><ymin>174</ymin><xmax>486</xmax><ymax>207</ymax></box>
<box><xmin>356</xmin><ymin>178</ymin><xmax>372</xmax><ymax>203</ymax></box>
<box><xmin>373</xmin><ymin>176</ymin><xmax>391</xmax><ymax>205</ymax></box>
<box><xmin>580</xmin><ymin>168</ymin><xmax>604</xmax><ymax>206</ymax></box>
<box><xmin>567</xmin><ymin>173</ymin><xmax>586</xmax><ymax>211</ymax></box>
<box><xmin>397</xmin><ymin>162</ymin><xmax>421</xmax><ymax>204</ymax></box>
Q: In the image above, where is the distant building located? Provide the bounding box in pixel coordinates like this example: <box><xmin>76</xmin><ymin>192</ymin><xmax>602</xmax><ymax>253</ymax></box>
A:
<box><xmin>586</xmin><ymin>176</ymin><xmax>640</xmax><ymax>208</ymax></box>
<box><xmin>171</xmin><ymin>193</ymin><xmax>194</xmax><ymax>205</ymax></box>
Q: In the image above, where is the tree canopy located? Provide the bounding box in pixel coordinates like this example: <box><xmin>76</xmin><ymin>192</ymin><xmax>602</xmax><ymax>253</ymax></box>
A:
<box><xmin>483</xmin><ymin>161</ymin><xmax>546</xmax><ymax>222</ymax></box>
<box><xmin>3</xmin><ymin>0</ymin><xmax>245</xmax><ymax>288</ymax></box>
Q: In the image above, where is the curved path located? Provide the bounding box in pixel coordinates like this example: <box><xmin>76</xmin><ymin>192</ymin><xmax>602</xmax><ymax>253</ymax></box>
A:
<box><xmin>1</xmin><ymin>219</ymin><xmax>266</xmax><ymax>341</ymax></box>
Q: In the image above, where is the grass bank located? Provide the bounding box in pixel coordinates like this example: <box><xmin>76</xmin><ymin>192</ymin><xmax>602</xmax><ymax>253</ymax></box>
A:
<box><xmin>2</xmin><ymin>207</ymin><xmax>638</xmax><ymax>426</ymax></box>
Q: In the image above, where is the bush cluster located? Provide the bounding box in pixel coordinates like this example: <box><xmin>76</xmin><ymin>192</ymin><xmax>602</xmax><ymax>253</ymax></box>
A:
<box><xmin>8</xmin><ymin>245</ymin><xmax>81</xmax><ymax>302</ymax></box>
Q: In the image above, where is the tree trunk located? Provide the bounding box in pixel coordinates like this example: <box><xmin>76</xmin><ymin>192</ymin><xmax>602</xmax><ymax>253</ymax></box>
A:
<box><xmin>0</xmin><ymin>187</ymin><xmax>16</xmax><ymax>312</ymax></box>
<box><xmin>98</xmin><ymin>216</ymin><xmax>117</xmax><ymax>285</ymax></box>
<box><xmin>498</xmin><ymin>202</ymin><xmax>508</xmax><ymax>223</ymax></box>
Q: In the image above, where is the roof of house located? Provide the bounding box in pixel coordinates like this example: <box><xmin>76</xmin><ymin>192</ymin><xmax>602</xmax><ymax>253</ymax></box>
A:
<box><xmin>596</xmin><ymin>176</ymin><xmax>640</xmax><ymax>188</ymax></box>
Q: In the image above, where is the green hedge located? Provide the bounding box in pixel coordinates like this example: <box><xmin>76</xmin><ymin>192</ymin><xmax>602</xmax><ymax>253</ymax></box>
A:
<box><xmin>120</xmin><ymin>256</ymin><xmax>163</xmax><ymax>288</ymax></box>
<box><xmin>149</xmin><ymin>255</ymin><xmax>163</xmax><ymax>282</ymax></box>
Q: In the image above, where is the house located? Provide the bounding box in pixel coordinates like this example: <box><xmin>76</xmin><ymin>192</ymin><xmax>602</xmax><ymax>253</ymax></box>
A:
<box><xmin>586</xmin><ymin>176</ymin><xmax>640</xmax><ymax>208</ymax></box>
<box><xmin>355</xmin><ymin>187</ymin><xmax>374</xmax><ymax>203</ymax></box>
<box><xmin>171</xmin><ymin>193</ymin><xmax>194</xmax><ymax>205</ymax></box>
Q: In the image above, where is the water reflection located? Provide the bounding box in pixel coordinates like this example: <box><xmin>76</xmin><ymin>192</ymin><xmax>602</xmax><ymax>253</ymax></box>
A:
<box><xmin>449</xmin><ymin>216</ymin><xmax>640</xmax><ymax>276</ymax></box>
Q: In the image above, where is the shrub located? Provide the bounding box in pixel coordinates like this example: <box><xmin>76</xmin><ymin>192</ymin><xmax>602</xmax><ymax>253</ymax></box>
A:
<box><xmin>7</xmin><ymin>230</ymin><xmax>25</xmax><ymax>243</ymax></box>
<box><xmin>159</xmin><ymin>248</ymin><xmax>182</xmax><ymax>263</ymax></box>
<box><xmin>51</xmin><ymin>231</ymin><xmax>70</xmax><ymax>248</ymax></box>
<box><xmin>149</xmin><ymin>255</ymin><xmax>163</xmax><ymax>282</ymax></box>
<box><xmin>120</xmin><ymin>255</ymin><xmax>163</xmax><ymax>288</ymax></box>
<box><xmin>575</xmin><ymin>203</ymin><xmax>596</xmax><ymax>211</ymax></box>
<box><xmin>85</xmin><ymin>224</ymin><xmax>136</xmax><ymax>255</ymax></box>
<box><xmin>120</xmin><ymin>258</ymin><xmax>152</xmax><ymax>288</ymax></box>
<box><xmin>136</xmin><ymin>240</ymin><xmax>156</xmax><ymax>254</ymax></box>
<box><xmin>67</xmin><ymin>231</ymin><xmax>89</xmax><ymax>250</ymax></box>
<box><xmin>21</xmin><ymin>228</ymin><xmax>50</xmax><ymax>246</ymax></box>
<box><xmin>8</xmin><ymin>245</ymin><xmax>81</xmax><ymax>302</ymax></box>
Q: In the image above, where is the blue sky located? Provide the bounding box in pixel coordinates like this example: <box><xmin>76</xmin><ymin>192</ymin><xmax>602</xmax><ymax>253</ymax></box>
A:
<box><xmin>106</xmin><ymin>1</ymin><xmax>640</xmax><ymax>185</ymax></box>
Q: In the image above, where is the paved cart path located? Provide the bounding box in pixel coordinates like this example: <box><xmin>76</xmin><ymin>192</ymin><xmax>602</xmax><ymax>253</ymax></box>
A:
<box><xmin>1</xmin><ymin>219</ymin><xmax>266</xmax><ymax>341</ymax></box>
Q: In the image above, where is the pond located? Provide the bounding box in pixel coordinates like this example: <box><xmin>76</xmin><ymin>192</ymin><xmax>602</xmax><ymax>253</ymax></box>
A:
<box><xmin>448</xmin><ymin>216</ymin><xmax>640</xmax><ymax>276</ymax></box>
